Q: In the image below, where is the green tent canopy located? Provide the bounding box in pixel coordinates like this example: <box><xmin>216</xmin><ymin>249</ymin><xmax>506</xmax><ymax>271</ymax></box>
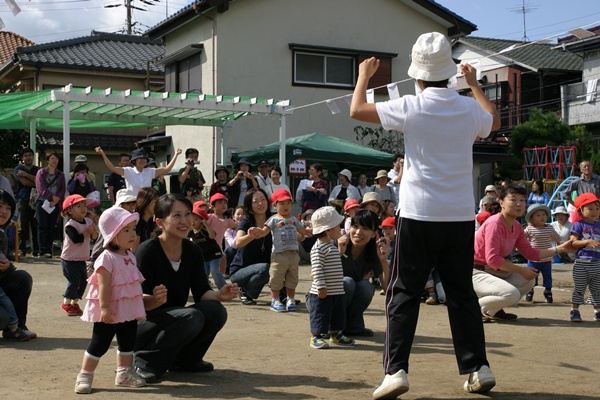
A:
<box><xmin>232</xmin><ymin>132</ymin><xmax>394</xmax><ymax>174</ymax></box>
<box><xmin>0</xmin><ymin>88</ymin><xmax>285</xmax><ymax>130</ymax></box>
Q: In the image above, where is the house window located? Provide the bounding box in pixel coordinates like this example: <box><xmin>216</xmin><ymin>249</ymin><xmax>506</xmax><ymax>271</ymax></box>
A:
<box><xmin>483</xmin><ymin>85</ymin><xmax>501</xmax><ymax>101</ymax></box>
<box><xmin>294</xmin><ymin>52</ymin><xmax>355</xmax><ymax>87</ymax></box>
<box><xmin>290</xmin><ymin>44</ymin><xmax>396</xmax><ymax>91</ymax></box>
<box><xmin>165</xmin><ymin>53</ymin><xmax>201</xmax><ymax>93</ymax></box>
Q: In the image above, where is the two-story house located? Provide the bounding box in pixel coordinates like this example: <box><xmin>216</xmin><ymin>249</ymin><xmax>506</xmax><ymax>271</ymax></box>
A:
<box><xmin>146</xmin><ymin>0</ymin><xmax>477</xmax><ymax>180</ymax></box>
<box><xmin>555</xmin><ymin>26</ymin><xmax>600</xmax><ymax>142</ymax></box>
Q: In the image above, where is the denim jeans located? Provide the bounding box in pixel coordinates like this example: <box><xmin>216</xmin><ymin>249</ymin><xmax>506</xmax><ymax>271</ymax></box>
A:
<box><xmin>134</xmin><ymin>301</ymin><xmax>227</xmax><ymax>376</ymax></box>
<box><xmin>229</xmin><ymin>263</ymin><xmax>269</xmax><ymax>300</ymax></box>
<box><xmin>36</xmin><ymin>200</ymin><xmax>59</xmax><ymax>255</ymax></box>
<box><xmin>342</xmin><ymin>276</ymin><xmax>375</xmax><ymax>334</ymax></box>
<box><xmin>0</xmin><ymin>269</ymin><xmax>33</xmax><ymax>329</ymax></box>
<box><xmin>205</xmin><ymin>258</ymin><xmax>226</xmax><ymax>290</ymax></box>
<box><xmin>0</xmin><ymin>287</ymin><xmax>18</xmax><ymax>329</ymax></box>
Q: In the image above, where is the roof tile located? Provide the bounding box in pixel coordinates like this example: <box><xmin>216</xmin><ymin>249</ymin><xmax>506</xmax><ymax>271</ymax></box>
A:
<box><xmin>458</xmin><ymin>36</ymin><xmax>582</xmax><ymax>71</ymax></box>
<box><xmin>13</xmin><ymin>31</ymin><xmax>164</xmax><ymax>74</ymax></box>
<box><xmin>0</xmin><ymin>31</ymin><xmax>34</xmax><ymax>66</ymax></box>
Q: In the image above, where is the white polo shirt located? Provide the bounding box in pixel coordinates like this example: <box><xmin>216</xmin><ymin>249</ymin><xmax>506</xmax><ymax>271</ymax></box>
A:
<box><xmin>376</xmin><ymin>87</ymin><xmax>493</xmax><ymax>222</ymax></box>
<box><xmin>123</xmin><ymin>167</ymin><xmax>156</xmax><ymax>196</ymax></box>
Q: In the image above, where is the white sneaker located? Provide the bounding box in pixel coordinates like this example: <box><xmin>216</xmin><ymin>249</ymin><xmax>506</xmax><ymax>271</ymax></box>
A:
<box><xmin>373</xmin><ymin>369</ymin><xmax>409</xmax><ymax>399</ymax></box>
<box><xmin>74</xmin><ymin>372</ymin><xmax>94</xmax><ymax>394</ymax></box>
<box><xmin>464</xmin><ymin>365</ymin><xmax>496</xmax><ymax>393</ymax></box>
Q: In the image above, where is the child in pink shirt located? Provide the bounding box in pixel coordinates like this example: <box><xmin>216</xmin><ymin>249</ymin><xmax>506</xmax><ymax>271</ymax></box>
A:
<box><xmin>206</xmin><ymin>193</ymin><xmax>238</xmax><ymax>279</ymax></box>
<box><xmin>75</xmin><ymin>207</ymin><xmax>149</xmax><ymax>394</ymax></box>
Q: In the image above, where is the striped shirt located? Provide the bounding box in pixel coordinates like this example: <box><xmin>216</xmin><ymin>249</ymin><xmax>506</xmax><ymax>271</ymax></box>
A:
<box><xmin>524</xmin><ymin>225</ymin><xmax>559</xmax><ymax>262</ymax></box>
<box><xmin>309</xmin><ymin>240</ymin><xmax>344</xmax><ymax>296</ymax></box>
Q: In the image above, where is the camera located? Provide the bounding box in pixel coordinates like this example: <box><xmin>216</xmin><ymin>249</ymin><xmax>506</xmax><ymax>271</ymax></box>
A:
<box><xmin>187</xmin><ymin>159</ymin><xmax>200</xmax><ymax>165</ymax></box>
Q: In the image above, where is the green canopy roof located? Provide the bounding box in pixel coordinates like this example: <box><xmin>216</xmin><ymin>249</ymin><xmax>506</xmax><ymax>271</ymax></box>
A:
<box><xmin>0</xmin><ymin>87</ymin><xmax>289</xmax><ymax>130</ymax></box>
<box><xmin>232</xmin><ymin>132</ymin><xmax>393</xmax><ymax>174</ymax></box>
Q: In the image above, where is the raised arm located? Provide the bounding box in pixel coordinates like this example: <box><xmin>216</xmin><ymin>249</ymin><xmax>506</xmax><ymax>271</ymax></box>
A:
<box><xmin>95</xmin><ymin>146</ymin><xmax>124</xmax><ymax>176</ymax></box>
<box><xmin>350</xmin><ymin>57</ymin><xmax>382</xmax><ymax>124</ymax></box>
<box><xmin>461</xmin><ymin>64</ymin><xmax>500</xmax><ymax>131</ymax></box>
<box><xmin>155</xmin><ymin>148</ymin><xmax>183</xmax><ymax>177</ymax></box>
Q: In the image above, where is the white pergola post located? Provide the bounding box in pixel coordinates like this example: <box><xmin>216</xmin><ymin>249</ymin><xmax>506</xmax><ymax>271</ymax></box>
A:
<box><xmin>62</xmin><ymin>101</ymin><xmax>70</xmax><ymax>187</ymax></box>
<box><xmin>29</xmin><ymin>119</ymin><xmax>38</xmax><ymax>164</ymax></box>
<box><xmin>221</xmin><ymin>120</ymin><xmax>233</xmax><ymax>166</ymax></box>
<box><xmin>279</xmin><ymin>114</ymin><xmax>287</xmax><ymax>183</ymax></box>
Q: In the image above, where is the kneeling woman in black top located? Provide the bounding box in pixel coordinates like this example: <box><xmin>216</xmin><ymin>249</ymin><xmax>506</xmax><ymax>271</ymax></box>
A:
<box><xmin>134</xmin><ymin>194</ymin><xmax>238</xmax><ymax>382</ymax></box>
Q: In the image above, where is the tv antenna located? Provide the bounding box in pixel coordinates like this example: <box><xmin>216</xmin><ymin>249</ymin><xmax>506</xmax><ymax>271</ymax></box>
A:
<box><xmin>508</xmin><ymin>0</ymin><xmax>538</xmax><ymax>42</ymax></box>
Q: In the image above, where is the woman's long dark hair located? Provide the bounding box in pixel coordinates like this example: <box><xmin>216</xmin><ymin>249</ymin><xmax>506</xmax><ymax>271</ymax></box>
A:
<box><xmin>0</xmin><ymin>189</ymin><xmax>16</xmax><ymax>228</ymax></box>
<box><xmin>135</xmin><ymin>187</ymin><xmax>160</xmax><ymax>219</ymax></box>
<box><xmin>344</xmin><ymin>209</ymin><xmax>379</xmax><ymax>264</ymax></box>
<box><xmin>532</xmin><ymin>179</ymin><xmax>543</xmax><ymax>195</ymax></box>
<box><xmin>243</xmin><ymin>188</ymin><xmax>273</xmax><ymax>225</ymax></box>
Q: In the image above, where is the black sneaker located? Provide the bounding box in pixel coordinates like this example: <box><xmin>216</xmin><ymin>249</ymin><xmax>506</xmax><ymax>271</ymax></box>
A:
<box><xmin>544</xmin><ymin>290</ymin><xmax>553</xmax><ymax>304</ymax></box>
<box><xmin>2</xmin><ymin>327</ymin><xmax>36</xmax><ymax>341</ymax></box>
<box><xmin>491</xmin><ymin>309</ymin><xmax>518</xmax><ymax>320</ymax></box>
<box><xmin>525</xmin><ymin>290</ymin><xmax>534</xmax><ymax>302</ymax></box>
<box><xmin>239</xmin><ymin>290</ymin><xmax>256</xmax><ymax>305</ymax></box>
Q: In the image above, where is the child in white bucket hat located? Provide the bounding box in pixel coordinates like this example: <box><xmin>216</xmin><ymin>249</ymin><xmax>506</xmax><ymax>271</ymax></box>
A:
<box><xmin>351</xmin><ymin>31</ymin><xmax>501</xmax><ymax>398</ymax></box>
<box><xmin>74</xmin><ymin>206</ymin><xmax>147</xmax><ymax>394</ymax></box>
<box><xmin>307</xmin><ymin>206</ymin><xmax>355</xmax><ymax>350</ymax></box>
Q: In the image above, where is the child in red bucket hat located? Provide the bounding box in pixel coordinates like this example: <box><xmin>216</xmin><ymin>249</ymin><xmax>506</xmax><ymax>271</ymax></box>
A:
<box><xmin>252</xmin><ymin>188</ymin><xmax>313</xmax><ymax>312</ymax></box>
<box><xmin>189</xmin><ymin>201</ymin><xmax>225</xmax><ymax>289</ymax></box>
<box><xmin>60</xmin><ymin>194</ymin><xmax>98</xmax><ymax>316</ymax></box>
<box><xmin>568</xmin><ymin>192</ymin><xmax>600</xmax><ymax>322</ymax></box>
<box><xmin>203</xmin><ymin>193</ymin><xmax>237</xmax><ymax>289</ymax></box>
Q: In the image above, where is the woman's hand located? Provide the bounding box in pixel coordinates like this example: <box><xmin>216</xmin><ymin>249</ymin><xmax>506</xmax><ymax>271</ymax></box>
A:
<box><xmin>557</xmin><ymin>239</ymin><xmax>577</xmax><ymax>254</ymax></box>
<box><xmin>153</xmin><ymin>284</ymin><xmax>167</xmax><ymax>306</ymax></box>
<box><xmin>337</xmin><ymin>234</ymin><xmax>349</xmax><ymax>255</ymax></box>
<box><xmin>0</xmin><ymin>257</ymin><xmax>11</xmax><ymax>272</ymax></box>
<box><xmin>377</xmin><ymin>237</ymin><xmax>390</xmax><ymax>260</ymax></box>
<box><xmin>519</xmin><ymin>266</ymin><xmax>539</xmax><ymax>280</ymax></box>
<box><xmin>95</xmin><ymin>146</ymin><xmax>104</xmax><ymax>154</ymax></box>
<box><xmin>318</xmin><ymin>288</ymin><xmax>328</xmax><ymax>299</ymax></box>
<box><xmin>219</xmin><ymin>283</ymin><xmax>239</xmax><ymax>301</ymax></box>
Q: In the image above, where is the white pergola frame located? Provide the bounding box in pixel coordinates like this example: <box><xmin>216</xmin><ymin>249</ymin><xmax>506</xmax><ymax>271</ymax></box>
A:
<box><xmin>18</xmin><ymin>84</ymin><xmax>293</xmax><ymax>185</ymax></box>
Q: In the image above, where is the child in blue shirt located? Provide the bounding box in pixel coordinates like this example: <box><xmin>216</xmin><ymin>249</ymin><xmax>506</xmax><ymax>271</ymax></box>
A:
<box><xmin>568</xmin><ymin>193</ymin><xmax>600</xmax><ymax>322</ymax></box>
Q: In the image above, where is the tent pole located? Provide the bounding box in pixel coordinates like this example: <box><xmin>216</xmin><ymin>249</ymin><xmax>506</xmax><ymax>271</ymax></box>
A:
<box><xmin>279</xmin><ymin>115</ymin><xmax>287</xmax><ymax>184</ymax></box>
<box><xmin>29</xmin><ymin>119</ymin><xmax>37</xmax><ymax>162</ymax></box>
<box><xmin>63</xmin><ymin>101</ymin><xmax>71</xmax><ymax>188</ymax></box>
<box><xmin>221</xmin><ymin>120</ymin><xmax>233</xmax><ymax>166</ymax></box>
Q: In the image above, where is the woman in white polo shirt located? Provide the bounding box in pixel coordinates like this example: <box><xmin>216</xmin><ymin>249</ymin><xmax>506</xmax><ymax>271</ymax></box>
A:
<box><xmin>96</xmin><ymin>147</ymin><xmax>182</xmax><ymax>196</ymax></box>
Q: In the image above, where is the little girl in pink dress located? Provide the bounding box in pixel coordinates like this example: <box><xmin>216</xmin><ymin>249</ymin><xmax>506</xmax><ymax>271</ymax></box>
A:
<box><xmin>74</xmin><ymin>206</ymin><xmax>147</xmax><ymax>394</ymax></box>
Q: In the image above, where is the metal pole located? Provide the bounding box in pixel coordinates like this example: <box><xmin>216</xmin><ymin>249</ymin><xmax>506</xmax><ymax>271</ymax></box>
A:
<box><xmin>63</xmin><ymin>101</ymin><xmax>70</xmax><ymax>188</ymax></box>
<box><xmin>29</xmin><ymin>119</ymin><xmax>37</xmax><ymax>160</ymax></box>
<box><xmin>280</xmin><ymin>115</ymin><xmax>287</xmax><ymax>183</ymax></box>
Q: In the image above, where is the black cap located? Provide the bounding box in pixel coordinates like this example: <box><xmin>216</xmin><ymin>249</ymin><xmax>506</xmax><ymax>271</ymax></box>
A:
<box><xmin>258</xmin><ymin>159</ymin><xmax>269</xmax><ymax>167</ymax></box>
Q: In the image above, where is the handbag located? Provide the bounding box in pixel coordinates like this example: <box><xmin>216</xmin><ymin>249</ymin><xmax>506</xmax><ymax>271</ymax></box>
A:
<box><xmin>31</xmin><ymin>172</ymin><xmax>60</xmax><ymax>209</ymax></box>
<box><xmin>29</xmin><ymin>188</ymin><xmax>38</xmax><ymax>210</ymax></box>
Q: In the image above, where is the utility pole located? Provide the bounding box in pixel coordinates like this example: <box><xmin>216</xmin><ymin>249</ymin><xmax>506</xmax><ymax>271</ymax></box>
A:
<box><xmin>126</xmin><ymin>0</ymin><xmax>132</xmax><ymax>34</ymax></box>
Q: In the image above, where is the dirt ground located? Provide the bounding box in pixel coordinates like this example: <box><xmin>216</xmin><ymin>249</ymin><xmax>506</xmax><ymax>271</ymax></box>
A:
<box><xmin>1</xmin><ymin>257</ymin><xmax>599</xmax><ymax>400</ymax></box>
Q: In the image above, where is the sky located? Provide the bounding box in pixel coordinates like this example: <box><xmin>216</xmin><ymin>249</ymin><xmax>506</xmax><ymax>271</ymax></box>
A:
<box><xmin>1</xmin><ymin>0</ymin><xmax>600</xmax><ymax>44</ymax></box>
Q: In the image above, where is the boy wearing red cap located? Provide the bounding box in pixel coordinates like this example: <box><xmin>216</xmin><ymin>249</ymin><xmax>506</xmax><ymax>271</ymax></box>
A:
<box><xmin>60</xmin><ymin>195</ymin><xmax>98</xmax><ymax>315</ymax></box>
<box><xmin>253</xmin><ymin>188</ymin><xmax>312</xmax><ymax>312</ymax></box>
<box><xmin>204</xmin><ymin>194</ymin><xmax>237</xmax><ymax>289</ymax></box>
<box><xmin>189</xmin><ymin>202</ymin><xmax>225</xmax><ymax>289</ymax></box>
<box><xmin>568</xmin><ymin>193</ymin><xmax>600</xmax><ymax>322</ymax></box>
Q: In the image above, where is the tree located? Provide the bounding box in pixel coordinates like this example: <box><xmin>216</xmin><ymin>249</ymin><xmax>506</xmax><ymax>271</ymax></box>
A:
<box><xmin>0</xmin><ymin>129</ymin><xmax>29</xmax><ymax>169</ymax></box>
<box><xmin>354</xmin><ymin>125</ymin><xmax>404</xmax><ymax>154</ymax></box>
<box><xmin>498</xmin><ymin>108</ymin><xmax>572</xmax><ymax>180</ymax></box>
